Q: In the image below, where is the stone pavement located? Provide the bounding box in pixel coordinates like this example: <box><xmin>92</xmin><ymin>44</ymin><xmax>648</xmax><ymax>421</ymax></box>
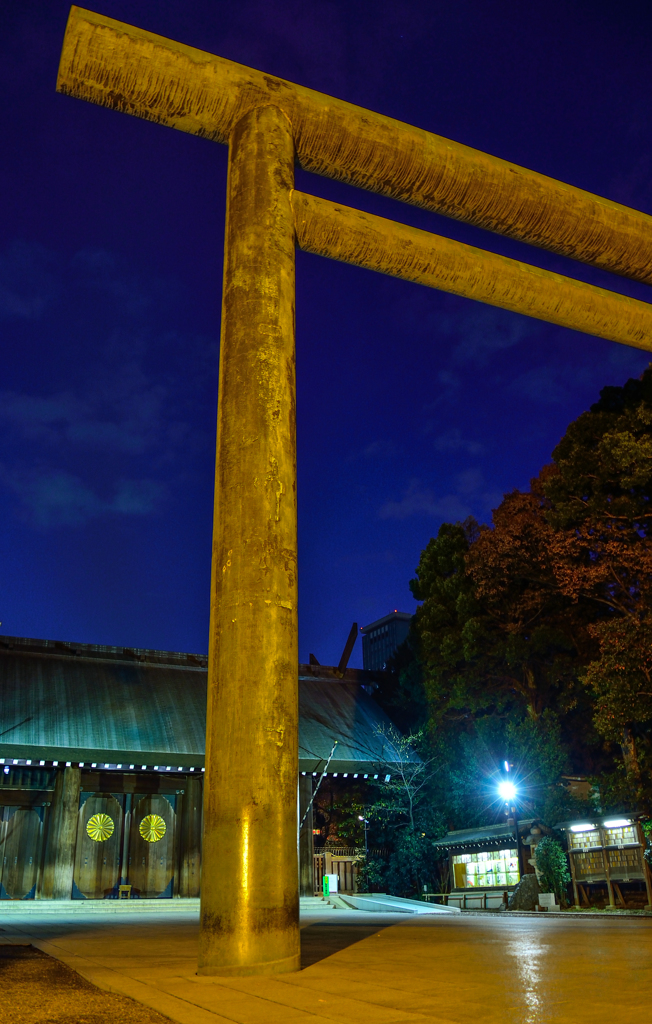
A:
<box><xmin>1</xmin><ymin>906</ymin><xmax>651</xmax><ymax>1024</ymax></box>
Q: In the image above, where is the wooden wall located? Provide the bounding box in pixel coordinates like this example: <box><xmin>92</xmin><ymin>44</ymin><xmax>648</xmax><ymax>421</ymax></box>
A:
<box><xmin>0</xmin><ymin>767</ymin><xmax>202</xmax><ymax>900</ymax></box>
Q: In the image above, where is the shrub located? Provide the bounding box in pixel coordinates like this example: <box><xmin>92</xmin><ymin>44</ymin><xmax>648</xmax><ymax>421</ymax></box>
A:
<box><xmin>534</xmin><ymin>836</ymin><xmax>571</xmax><ymax>903</ymax></box>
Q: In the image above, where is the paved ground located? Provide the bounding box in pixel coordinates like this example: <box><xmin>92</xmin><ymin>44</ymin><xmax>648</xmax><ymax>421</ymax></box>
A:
<box><xmin>2</xmin><ymin>908</ymin><xmax>651</xmax><ymax>1024</ymax></box>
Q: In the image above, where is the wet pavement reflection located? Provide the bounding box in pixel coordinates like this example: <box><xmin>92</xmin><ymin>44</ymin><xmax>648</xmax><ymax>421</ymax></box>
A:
<box><xmin>3</xmin><ymin>908</ymin><xmax>651</xmax><ymax>1023</ymax></box>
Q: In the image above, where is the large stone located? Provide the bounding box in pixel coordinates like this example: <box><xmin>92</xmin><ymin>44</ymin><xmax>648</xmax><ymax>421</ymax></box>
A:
<box><xmin>508</xmin><ymin>873</ymin><xmax>540</xmax><ymax>911</ymax></box>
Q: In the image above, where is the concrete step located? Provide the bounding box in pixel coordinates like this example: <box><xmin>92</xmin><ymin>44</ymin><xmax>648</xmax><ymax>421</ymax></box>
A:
<box><xmin>0</xmin><ymin>898</ymin><xmax>200</xmax><ymax>916</ymax></box>
<box><xmin>300</xmin><ymin>896</ymin><xmax>335</xmax><ymax>910</ymax></box>
<box><xmin>1</xmin><ymin>896</ymin><xmax>341</xmax><ymax>917</ymax></box>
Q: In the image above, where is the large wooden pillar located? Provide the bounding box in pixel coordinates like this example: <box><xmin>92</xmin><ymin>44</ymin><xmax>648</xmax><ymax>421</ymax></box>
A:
<box><xmin>178</xmin><ymin>776</ymin><xmax>202</xmax><ymax>898</ymax></box>
<box><xmin>299</xmin><ymin>775</ymin><xmax>315</xmax><ymax>897</ymax></box>
<box><xmin>39</xmin><ymin>766</ymin><xmax>81</xmax><ymax>899</ymax></box>
<box><xmin>198</xmin><ymin>104</ymin><xmax>299</xmax><ymax>976</ymax></box>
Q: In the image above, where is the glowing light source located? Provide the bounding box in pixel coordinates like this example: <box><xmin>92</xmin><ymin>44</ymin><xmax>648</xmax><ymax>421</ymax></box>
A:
<box><xmin>498</xmin><ymin>781</ymin><xmax>516</xmax><ymax>801</ymax></box>
<box><xmin>570</xmin><ymin>823</ymin><xmax>596</xmax><ymax>833</ymax></box>
<box><xmin>603</xmin><ymin>818</ymin><xmax>631</xmax><ymax>828</ymax></box>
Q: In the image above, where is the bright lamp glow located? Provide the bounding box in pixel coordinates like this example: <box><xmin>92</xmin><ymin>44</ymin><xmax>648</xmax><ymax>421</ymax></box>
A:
<box><xmin>603</xmin><ymin>819</ymin><xmax>630</xmax><ymax>828</ymax></box>
<box><xmin>570</xmin><ymin>823</ymin><xmax>596</xmax><ymax>833</ymax></box>
<box><xmin>498</xmin><ymin>781</ymin><xmax>516</xmax><ymax>801</ymax></box>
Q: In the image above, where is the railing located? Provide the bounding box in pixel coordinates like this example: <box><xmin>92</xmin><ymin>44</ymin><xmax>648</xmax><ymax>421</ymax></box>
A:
<box><xmin>314</xmin><ymin>847</ymin><xmax>363</xmax><ymax>857</ymax></box>
<box><xmin>424</xmin><ymin>890</ymin><xmax>513</xmax><ymax>909</ymax></box>
<box><xmin>313</xmin><ymin>846</ymin><xmax>389</xmax><ymax>857</ymax></box>
<box><xmin>422</xmin><ymin>893</ymin><xmax>450</xmax><ymax>905</ymax></box>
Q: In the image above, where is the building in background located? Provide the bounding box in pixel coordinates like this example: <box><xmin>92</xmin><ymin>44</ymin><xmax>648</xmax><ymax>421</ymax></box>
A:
<box><xmin>0</xmin><ymin>634</ymin><xmax>412</xmax><ymax>901</ymax></box>
<box><xmin>557</xmin><ymin>815</ymin><xmax>652</xmax><ymax>910</ymax></box>
<box><xmin>431</xmin><ymin>821</ymin><xmax>533</xmax><ymax>909</ymax></box>
<box><xmin>361</xmin><ymin>611</ymin><xmax>412</xmax><ymax>671</ymax></box>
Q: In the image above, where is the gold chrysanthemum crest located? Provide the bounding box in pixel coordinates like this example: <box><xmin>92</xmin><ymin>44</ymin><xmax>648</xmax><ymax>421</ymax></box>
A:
<box><xmin>86</xmin><ymin>813</ymin><xmax>114</xmax><ymax>842</ymax></box>
<box><xmin>139</xmin><ymin>813</ymin><xmax>167</xmax><ymax>843</ymax></box>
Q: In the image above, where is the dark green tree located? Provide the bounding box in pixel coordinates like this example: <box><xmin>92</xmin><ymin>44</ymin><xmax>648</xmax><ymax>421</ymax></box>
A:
<box><xmin>357</xmin><ymin>725</ymin><xmax>447</xmax><ymax>897</ymax></box>
<box><xmin>406</xmin><ymin>495</ymin><xmax>600</xmax><ymax>826</ymax></box>
<box><xmin>534</xmin><ymin>836</ymin><xmax>571</xmax><ymax>904</ymax></box>
<box><xmin>542</xmin><ymin>368</ymin><xmax>652</xmax><ymax>797</ymax></box>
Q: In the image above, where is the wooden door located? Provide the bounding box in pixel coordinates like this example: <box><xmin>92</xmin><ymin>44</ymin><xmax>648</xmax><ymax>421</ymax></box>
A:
<box><xmin>128</xmin><ymin>795</ymin><xmax>175</xmax><ymax>898</ymax></box>
<box><xmin>73</xmin><ymin>794</ymin><xmax>123</xmax><ymax>898</ymax></box>
<box><xmin>0</xmin><ymin>807</ymin><xmax>43</xmax><ymax>899</ymax></box>
<box><xmin>333</xmin><ymin>859</ymin><xmax>355</xmax><ymax>892</ymax></box>
<box><xmin>313</xmin><ymin>853</ymin><xmax>325</xmax><ymax>896</ymax></box>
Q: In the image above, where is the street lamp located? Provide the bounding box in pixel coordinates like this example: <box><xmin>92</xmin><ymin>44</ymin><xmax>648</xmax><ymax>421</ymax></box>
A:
<box><xmin>358</xmin><ymin>814</ymin><xmax>369</xmax><ymax>855</ymax></box>
<box><xmin>498</xmin><ymin>780</ymin><xmax>517</xmax><ymax>802</ymax></box>
<box><xmin>498</xmin><ymin>766</ymin><xmax>521</xmax><ymax>881</ymax></box>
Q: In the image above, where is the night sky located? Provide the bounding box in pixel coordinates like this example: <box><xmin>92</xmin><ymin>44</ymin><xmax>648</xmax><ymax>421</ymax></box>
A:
<box><xmin>1</xmin><ymin>1</ymin><xmax>652</xmax><ymax>665</ymax></box>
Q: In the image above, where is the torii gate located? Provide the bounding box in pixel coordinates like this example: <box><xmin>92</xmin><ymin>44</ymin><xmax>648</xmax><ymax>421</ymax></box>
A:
<box><xmin>57</xmin><ymin>7</ymin><xmax>652</xmax><ymax>976</ymax></box>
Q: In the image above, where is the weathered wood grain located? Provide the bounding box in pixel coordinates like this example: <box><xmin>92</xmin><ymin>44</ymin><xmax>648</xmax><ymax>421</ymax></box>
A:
<box><xmin>57</xmin><ymin>6</ymin><xmax>652</xmax><ymax>284</ymax></box>
<box><xmin>292</xmin><ymin>190</ymin><xmax>652</xmax><ymax>352</ymax></box>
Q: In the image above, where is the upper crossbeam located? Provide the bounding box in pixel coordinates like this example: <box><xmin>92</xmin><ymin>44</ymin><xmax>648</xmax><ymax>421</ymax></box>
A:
<box><xmin>58</xmin><ymin>7</ymin><xmax>652</xmax><ymax>286</ymax></box>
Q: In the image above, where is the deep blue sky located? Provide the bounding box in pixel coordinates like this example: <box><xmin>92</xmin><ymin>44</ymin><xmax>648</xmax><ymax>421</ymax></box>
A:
<box><xmin>1</xmin><ymin>0</ymin><xmax>651</xmax><ymax>664</ymax></box>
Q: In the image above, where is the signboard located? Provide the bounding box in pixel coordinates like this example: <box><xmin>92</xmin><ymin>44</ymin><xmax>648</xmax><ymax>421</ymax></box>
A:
<box><xmin>538</xmin><ymin>893</ymin><xmax>559</xmax><ymax>911</ymax></box>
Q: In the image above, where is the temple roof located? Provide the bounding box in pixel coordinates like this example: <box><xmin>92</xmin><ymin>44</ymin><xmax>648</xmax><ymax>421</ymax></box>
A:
<box><xmin>0</xmin><ymin>635</ymin><xmax>412</xmax><ymax>775</ymax></box>
<box><xmin>432</xmin><ymin>820</ymin><xmax>536</xmax><ymax>850</ymax></box>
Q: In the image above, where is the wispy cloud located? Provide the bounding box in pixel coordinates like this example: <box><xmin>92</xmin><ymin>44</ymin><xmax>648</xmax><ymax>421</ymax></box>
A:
<box><xmin>0</xmin><ymin>241</ymin><xmax>218</xmax><ymax>529</ymax></box>
<box><xmin>509</xmin><ymin>347</ymin><xmax>652</xmax><ymax>407</ymax></box>
<box><xmin>0</xmin><ymin>467</ymin><xmax>164</xmax><ymax>528</ymax></box>
<box><xmin>0</xmin><ymin>384</ymin><xmax>168</xmax><ymax>455</ymax></box>
<box><xmin>437</xmin><ymin>306</ymin><xmax>537</xmax><ymax>367</ymax></box>
<box><xmin>379</xmin><ymin>480</ymin><xmax>471</xmax><ymax>521</ymax></box>
<box><xmin>379</xmin><ymin>472</ymin><xmax>502</xmax><ymax>522</ymax></box>
<box><xmin>433</xmin><ymin>428</ymin><xmax>484</xmax><ymax>455</ymax></box>
<box><xmin>348</xmin><ymin>438</ymin><xmax>400</xmax><ymax>462</ymax></box>
<box><xmin>0</xmin><ymin>241</ymin><xmax>58</xmax><ymax>320</ymax></box>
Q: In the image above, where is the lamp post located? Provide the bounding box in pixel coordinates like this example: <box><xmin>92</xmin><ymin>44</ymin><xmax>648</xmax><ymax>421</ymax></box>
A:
<box><xmin>498</xmin><ymin>771</ymin><xmax>522</xmax><ymax>880</ymax></box>
<box><xmin>358</xmin><ymin>815</ymin><xmax>369</xmax><ymax>856</ymax></box>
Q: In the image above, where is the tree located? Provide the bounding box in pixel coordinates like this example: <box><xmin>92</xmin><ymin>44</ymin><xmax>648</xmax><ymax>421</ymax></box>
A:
<box><xmin>534</xmin><ymin>836</ymin><xmax>571</xmax><ymax>904</ymax></box>
<box><xmin>465</xmin><ymin>479</ymin><xmax>596</xmax><ymax>724</ymax></box>
<box><xmin>581</xmin><ymin>619</ymin><xmax>652</xmax><ymax>800</ymax></box>
<box><xmin>357</xmin><ymin>725</ymin><xmax>446</xmax><ymax>897</ymax></box>
<box><xmin>542</xmin><ymin>368</ymin><xmax>652</xmax><ymax>793</ymax></box>
<box><xmin>381</xmin><ymin>367</ymin><xmax>652</xmax><ymax>839</ymax></box>
<box><xmin>543</xmin><ymin>373</ymin><xmax>652</xmax><ymax>618</ymax></box>
<box><xmin>312</xmin><ymin>779</ymin><xmax>367</xmax><ymax>847</ymax></box>
<box><xmin>408</xmin><ymin>496</ymin><xmax>599</xmax><ymax>806</ymax></box>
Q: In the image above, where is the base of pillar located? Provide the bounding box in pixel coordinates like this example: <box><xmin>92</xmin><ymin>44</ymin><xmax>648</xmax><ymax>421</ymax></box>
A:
<box><xmin>196</xmin><ymin>952</ymin><xmax>301</xmax><ymax>977</ymax></box>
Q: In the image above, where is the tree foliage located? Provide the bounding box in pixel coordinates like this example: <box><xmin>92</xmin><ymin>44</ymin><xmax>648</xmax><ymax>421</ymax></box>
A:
<box><xmin>542</xmin><ymin>368</ymin><xmax>652</xmax><ymax>797</ymax></box>
<box><xmin>534</xmin><ymin>837</ymin><xmax>571</xmax><ymax>903</ymax></box>
<box><xmin>356</xmin><ymin>726</ymin><xmax>447</xmax><ymax>897</ymax></box>
<box><xmin>381</xmin><ymin>367</ymin><xmax>652</xmax><ymax>830</ymax></box>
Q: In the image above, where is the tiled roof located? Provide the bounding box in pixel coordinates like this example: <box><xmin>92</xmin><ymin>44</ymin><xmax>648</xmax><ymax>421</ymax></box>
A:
<box><xmin>0</xmin><ymin>635</ymin><xmax>413</xmax><ymax>773</ymax></box>
<box><xmin>432</xmin><ymin>820</ymin><xmax>535</xmax><ymax>848</ymax></box>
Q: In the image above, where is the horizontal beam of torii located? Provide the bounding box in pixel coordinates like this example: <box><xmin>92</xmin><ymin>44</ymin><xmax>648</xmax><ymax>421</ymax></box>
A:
<box><xmin>56</xmin><ymin>6</ymin><xmax>652</xmax><ymax>980</ymax></box>
<box><xmin>291</xmin><ymin>192</ymin><xmax>652</xmax><ymax>350</ymax></box>
<box><xmin>58</xmin><ymin>6</ymin><xmax>652</xmax><ymax>289</ymax></box>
